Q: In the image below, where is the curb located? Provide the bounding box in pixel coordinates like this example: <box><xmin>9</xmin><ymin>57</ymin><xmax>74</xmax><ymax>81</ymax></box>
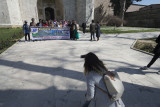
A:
<box><xmin>130</xmin><ymin>39</ymin><xmax>154</xmax><ymax>56</ymax></box>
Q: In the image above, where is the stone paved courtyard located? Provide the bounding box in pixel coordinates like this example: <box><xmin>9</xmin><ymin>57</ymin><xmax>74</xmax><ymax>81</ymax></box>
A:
<box><xmin>0</xmin><ymin>32</ymin><xmax>160</xmax><ymax>107</ymax></box>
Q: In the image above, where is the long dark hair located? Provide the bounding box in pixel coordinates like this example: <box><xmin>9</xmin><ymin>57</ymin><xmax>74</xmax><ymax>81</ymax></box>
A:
<box><xmin>81</xmin><ymin>52</ymin><xmax>108</xmax><ymax>75</ymax></box>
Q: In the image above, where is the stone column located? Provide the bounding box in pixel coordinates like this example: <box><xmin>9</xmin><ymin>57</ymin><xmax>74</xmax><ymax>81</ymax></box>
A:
<box><xmin>76</xmin><ymin>0</ymin><xmax>94</xmax><ymax>25</ymax></box>
<box><xmin>7</xmin><ymin>0</ymin><xmax>23</xmax><ymax>27</ymax></box>
<box><xmin>85</xmin><ymin>0</ymin><xmax>95</xmax><ymax>25</ymax></box>
<box><xmin>76</xmin><ymin>0</ymin><xmax>86</xmax><ymax>25</ymax></box>
<box><xmin>0</xmin><ymin>0</ymin><xmax>11</xmax><ymax>27</ymax></box>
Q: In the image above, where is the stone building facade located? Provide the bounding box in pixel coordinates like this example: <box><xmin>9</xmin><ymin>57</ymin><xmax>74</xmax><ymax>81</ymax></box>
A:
<box><xmin>94</xmin><ymin>0</ymin><xmax>113</xmax><ymax>24</ymax></box>
<box><xmin>0</xmin><ymin>0</ymin><xmax>113</xmax><ymax>27</ymax></box>
<box><xmin>125</xmin><ymin>4</ymin><xmax>160</xmax><ymax>28</ymax></box>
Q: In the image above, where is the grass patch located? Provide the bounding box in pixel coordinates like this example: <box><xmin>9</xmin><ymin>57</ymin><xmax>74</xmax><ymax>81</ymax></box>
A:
<box><xmin>134</xmin><ymin>38</ymin><xmax>157</xmax><ymax>53</ymax></box>
<box><xmin>80</xmin><ymin>26</ymin><xmax>160</xmax><ymax>34</ymax></box>
<box><xmin>0</xmin><ymin>28</ymin><xmax>24</xmax><ymax>54</ymax></box>
<box><xmin>101</xmin><ymin>29</ymin><xmax>160</xmax><ymax>34</ymax></box>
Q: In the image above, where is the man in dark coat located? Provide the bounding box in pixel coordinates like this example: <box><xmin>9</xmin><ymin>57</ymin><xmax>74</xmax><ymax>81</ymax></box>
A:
<box><xmin>140</xmin><ymin>34</ymin><xmax>160</xmax><ymax>74</ymax></box>
<box><xmin>90</xmin><ymin>20</ymin><xmax>96</xmax><ymax>41</ymax></box>
<box><xmin>82</xmin><ymin>22</ymin><xmax>86</xmax><ymax>34</ymax></box>
<box><xmin>96</xmin><ymin>21</ymin><xmax>100</xmax><ymax>41</ymax></box>
<box><xmin>70</xmin><ymin>20</ymin><xmax>75</xmax><ymax>40</ymax></box>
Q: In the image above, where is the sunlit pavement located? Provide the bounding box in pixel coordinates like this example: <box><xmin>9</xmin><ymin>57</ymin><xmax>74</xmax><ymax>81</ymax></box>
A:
<box><xmin>0</xmin><ymin>32</ymin><xmax>160</xmax><ymax>107</ymax></box>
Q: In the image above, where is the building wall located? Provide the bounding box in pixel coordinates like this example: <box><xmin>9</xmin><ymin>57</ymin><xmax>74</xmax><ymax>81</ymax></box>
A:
<box><xmin>86</xmin><ymin>0</ymin><xmax>95</xmax><ymax>25</ymax></box>
<box><xmin>63</xmin><ymin>0</ymin><xmax>76</xmax><ymax>21</ymax></box>
<box><xmin>125</xmin><ymin>4</ymin><xmax>160</xmax><ymax>28</ymax></box>
<box><xmin>76</xmin><ymin>0</ymin><xmax>86</xmax><ymax>25</ymax></box>
<box><xmin>0</xmin><ymin>0</ymin><xmax>100</xmax><ymax>27</ymax></box>
<box><xmin>19</xmin><ymin>0</ymin><xmax>76</xmax><ymax>23</ymax></box>
<box><xmin>37</xmin><ymin>0</ymin><xmax>65</xmax><ymax>21</ymax></box>
<box><xmin>126</xmin><ymin>4</ymin><xmax>145</xmax><ymax>12</ymax></box>
<box><xmin>0</xmin><ymin>0</ymin><xmax>11</xmax><ymax>25</ymax></box>
<box><xmin>20</xmin><ymin>0</ymin><xmax>39</xmax><ymax>24</ymax></box>
<box><xmin>7</xmin><ymin>0</ymin><xmax>22</xmax><ymax>26</ymax></box>
<box><xmin>94</xmin><ymin>0</ymin><xmax>113</xmax><ymax>24</ymax></box>
<box><xmin>76</xmin><ymin>0</ymin><xmax>95</xmax><ymax>25</ymax></box>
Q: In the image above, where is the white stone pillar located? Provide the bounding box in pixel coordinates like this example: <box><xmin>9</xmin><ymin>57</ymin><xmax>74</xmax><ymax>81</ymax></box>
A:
<box><xmin>0</xmin><ymin>0</ymin><xmax>11</xmax><ymax>26</ymax></box>
<box><xmin>86</xmin><ymin>0</ymin><xmax>95</xmax><ymax>25</ymax></box>
<box><xmin>6</xmin><ymin>0</ymin><xmax>23</xmax><ymax>27</ymax></box>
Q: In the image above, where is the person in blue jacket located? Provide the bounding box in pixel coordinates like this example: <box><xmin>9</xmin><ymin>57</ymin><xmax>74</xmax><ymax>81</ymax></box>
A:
<box><xmin>23</xmin><ymin>21</ymin><xmax>30</xmax><ymax>41</ymax></box>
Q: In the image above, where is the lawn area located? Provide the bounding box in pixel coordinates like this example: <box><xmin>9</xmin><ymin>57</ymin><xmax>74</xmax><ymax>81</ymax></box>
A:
<box><xmin>83</xmin><ymin>26</ymin><xmax>160</xmax><ymax>34</ymax></box>
<box><xmin>133</xmin><ymin>38</ymin><xmax>157</xmax><ymax>54</ymax></box>
<box><xmin>0</xmin><ymin>28</ymin><xmax>24</xmax><ymax>54</ymax></box>
<box><xmin>101</xmin><ymin>26</ymin><xmax>160</xmax><ymax>34</ymax></box>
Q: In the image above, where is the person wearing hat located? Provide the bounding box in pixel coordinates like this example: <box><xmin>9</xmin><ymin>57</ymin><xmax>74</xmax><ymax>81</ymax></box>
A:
<box><xmin>23</xmin><ymin>20</ymin><xmax>30</xmax><ymax>41</ymax></box>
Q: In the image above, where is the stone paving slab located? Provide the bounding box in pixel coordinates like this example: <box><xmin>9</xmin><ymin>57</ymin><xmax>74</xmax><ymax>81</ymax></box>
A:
<box><xmin>0</xmin><ymin>32</ymin><xmax>160</xmax><ymax>107</ymax></box>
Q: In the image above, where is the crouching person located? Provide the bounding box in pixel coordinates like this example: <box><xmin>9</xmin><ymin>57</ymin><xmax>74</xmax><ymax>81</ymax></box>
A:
<box><xmin>81</xmin><ymin>52</ymin><xmax>125</xmax><ymax>107</ymax></box>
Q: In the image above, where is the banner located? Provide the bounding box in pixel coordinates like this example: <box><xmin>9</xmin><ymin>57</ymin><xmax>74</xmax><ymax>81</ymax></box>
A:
<box><xmin>31</xmin><ymin>27</ymin><xmax>70</xmax><ymax>40</ymax></box>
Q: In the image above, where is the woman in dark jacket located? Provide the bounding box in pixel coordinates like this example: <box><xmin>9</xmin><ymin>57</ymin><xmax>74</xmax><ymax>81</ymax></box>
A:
<box><xmin>82</xmin><ymin>22</ymin><xmax>86</xmax><ymax>34</ymax></box>
<box><xmin>96</xmin><ymin>21</ymin><xmax>101</xmax><ymax>41</ymax></box>
<box><xmin>140</xmin><ymin>34</ymin><xmax>160</xmax><ymax>74</ymax></box>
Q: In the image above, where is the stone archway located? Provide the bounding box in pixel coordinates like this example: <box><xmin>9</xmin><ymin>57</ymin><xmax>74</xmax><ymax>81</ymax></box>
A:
<box><xmin>37</xmin><ymin>0</ymin><xmax>64</xmax><ymax>20</ymax></box>
<box><xmin>45</xmin><ymin>7</ymin><xmax>55</xmax><ymax>20</ymax></box>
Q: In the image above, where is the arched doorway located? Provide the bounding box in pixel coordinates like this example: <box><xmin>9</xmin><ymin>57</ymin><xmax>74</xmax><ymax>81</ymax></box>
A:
<box><xmin>37</xmin><ymin>0</ymin><xmax>64</xmax><ymax>20</ymax></box>
<box><xmin>45</xmin><ymin>7</ymin><xmax>55</xmax><ymax>20</ymax></box>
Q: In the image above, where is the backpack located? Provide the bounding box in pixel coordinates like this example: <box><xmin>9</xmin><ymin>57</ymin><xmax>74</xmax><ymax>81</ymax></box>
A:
<box><xmin>96</xmin><ymin>71</ymin><xmax>124</xmax><ymax>101</ymax></box>
<box><xmin>104</xmin><ymin>71</ymin><xmax>124</xmax><ymax>101</ymax></box>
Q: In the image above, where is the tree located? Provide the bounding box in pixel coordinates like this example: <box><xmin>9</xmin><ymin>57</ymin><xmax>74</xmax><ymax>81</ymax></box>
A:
<box><xmin>110</xmin><ymin>0</ymin><xmax>142</xmax><ymax>16</ymax></box>
<box><xmin>110</xmin><ymin>0</ymin><xmax>142</xmax><ymax>26</ymax></box>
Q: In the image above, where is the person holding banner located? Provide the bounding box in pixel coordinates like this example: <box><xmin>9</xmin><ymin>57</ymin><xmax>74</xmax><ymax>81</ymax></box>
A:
<box><xmin>76</xmin><ymin>22</ymin><xmax>80</xmax><ymax>40</ymax></box>
<box><xmin>30</xmin><ymin>18</ymin><xmax>36</xmax><ymax>27</ymax></box>
<box><xmin>43</xmin><ymin>21</ymin><xmax>49</xmax><ymax>27</ymax></box>
<box><xmin>73</xmin><ymin>21</ymin><xmax>79</xmax><ymax>40</ymax></box>
<box><xmin>36</xmin><ymin>19</ymin><xmax>43</xmax><ymax>27</ymax></box>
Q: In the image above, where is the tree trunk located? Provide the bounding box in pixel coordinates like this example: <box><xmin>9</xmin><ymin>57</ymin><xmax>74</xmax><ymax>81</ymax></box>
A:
<box><xmin>120</xmin><ymin>0</ymin><xmax>126</xmax><ymax>27</ymax></box>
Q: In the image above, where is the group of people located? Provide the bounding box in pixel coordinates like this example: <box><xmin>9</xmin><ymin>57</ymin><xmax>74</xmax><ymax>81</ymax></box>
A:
<box><xmin>23</xmin><ymin>18</ymin><xmax>80</xmax><ymax>41</ymax></box>
<box><xmin>23</xmin><ymin>18</ymin><xmax>102</xmax><ymax>41</ymax></box>
<box><xmin>67</xmin><ymin>20</ymin><xmax>80</xmax><ymax>40</ymax></box>
<box><xmin>37</xmin><ymin>19</ymin><xmax>70</xmax><ymax>28</ymax></box>
<box><xmin>32</xmin><ymin>18</ymin><xmax>69</xmax><ymax>28</ymax></box>
<box><xmin>82</xmin><ymin>20</ymin><xmax>101</xmax><ymax>41</ymax></box>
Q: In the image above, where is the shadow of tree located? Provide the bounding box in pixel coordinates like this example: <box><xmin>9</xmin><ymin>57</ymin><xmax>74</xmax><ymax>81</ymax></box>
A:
<box><xmin>122</xmin><ymin>81</ymin><xmax>160</xmax><ymax>107</ymax></box>
<box><xmin>0</xmin><ymin>81</ymin><xmax>159</xmax><ymax>107</ymax></box>
<box><xmin>0</xmin><ymin>59</ymin><xmax>85</xmax><ymax>82</ymax></box>
<box><xmin>0</xmin><ymin>85</ymin><xmax>85</xmax><ymax>107</ymax></box>
<box><xmin>0</xmin><ymin>46</ymin><xmax>160</xmax><ymax>106</ymax></box>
